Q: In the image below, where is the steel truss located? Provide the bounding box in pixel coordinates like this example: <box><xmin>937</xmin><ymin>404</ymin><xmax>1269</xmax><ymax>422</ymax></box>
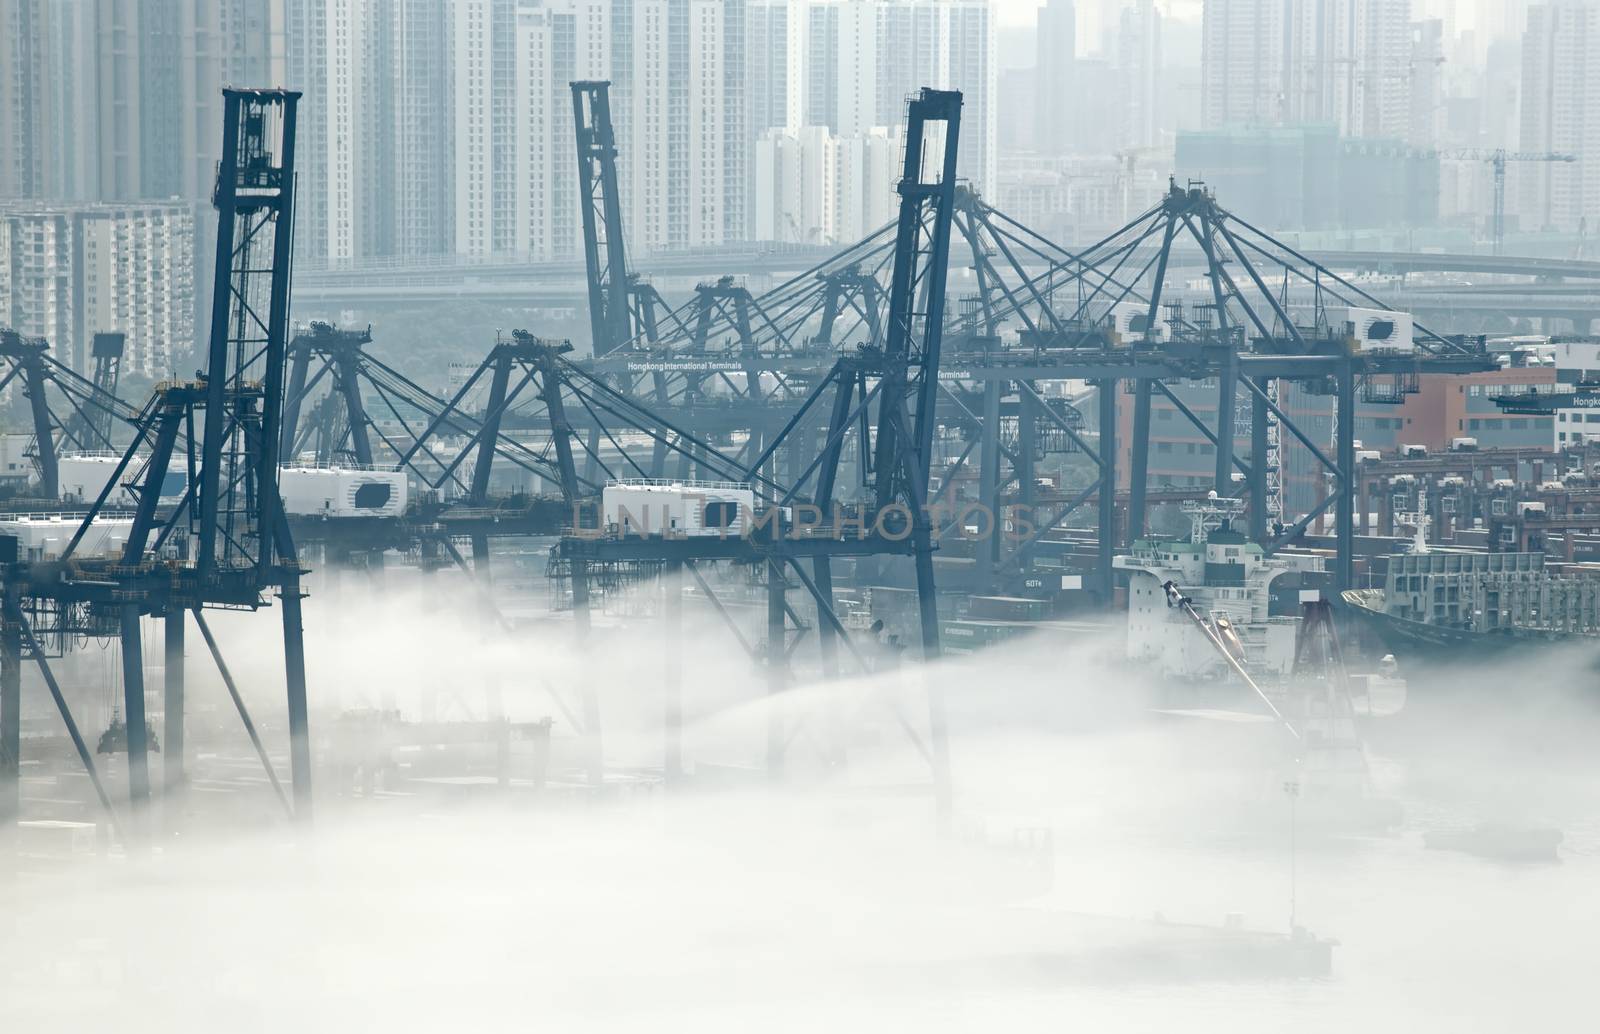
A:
<box><xmin>1</xmin><ymin>89</ymin><xmax>312</xmax><ymax>838</ymax></box>
<box><xmin>556</xmin><ymin>88</ymin><xmax>964</xmax><ymax>815</ymax></box>
<box><xmin>0</xmin><ymin>329</ymin><xmax>141</xmax><ymax>501</ymax></box>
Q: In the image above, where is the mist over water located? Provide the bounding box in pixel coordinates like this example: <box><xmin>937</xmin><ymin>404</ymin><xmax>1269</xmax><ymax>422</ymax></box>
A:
<box><xmin>4</xmin><ymin>564</ymin><xmax>1598</xmax><ymax>1033</ymax></box>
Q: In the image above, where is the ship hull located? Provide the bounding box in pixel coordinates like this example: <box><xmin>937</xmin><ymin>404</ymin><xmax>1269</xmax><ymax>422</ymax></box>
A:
<box><xmin>1336</xmin><ymin>589</ymin><xmax>1596</xmax><ymax>667</ymax></box>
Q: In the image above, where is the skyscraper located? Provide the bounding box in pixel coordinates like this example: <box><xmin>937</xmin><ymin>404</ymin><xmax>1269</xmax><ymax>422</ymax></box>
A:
<box><xmin>943</xmin><ymin>0</ymin><xmax>996</xmax><ymax>191</ymax></box>
<box><xmin>0</xmin><ymin>0</ymin><xmax>100</xmax><ymax>201</ymax></box>
<box><xmin>510</xmin><ymin>0</ymin><xmax>610</xmax><ymax>261</ymax></box>
<box><xmin>1201</xmin><ymin>0</ymin><xmax>1412</xmax><ymax>140</ymax></box>
<box><xmin>381</xmin><ymin>0</ymin><xmax>452</xmax><ymax>260</ymax></box>
<box><xmin>753</xmin><ymin>122</ymin><xmax>898</xmax><ymax>243</ymax></box>
<box><xmin>1330</xmin><ymin>0</ymin><xmax>1412</xmax><ymax>141</ymax></box>
<box><xmin>286</xmin><ymin>0</ymin><xmax>329</xmax><ymax>261</ymax></box>
<box><xmin>442</xmin><ymin>0</ymin><xmax>745</xmax><ymax>258</ymax></box>
<box><xmin>804</xmin><ymin>0</ymin><xmax>995</xmax><ymax>193</ymax></box>
<box><xmin>1034</xmin><ymin>0</ymin><xmax>1076</xmax><ymax>157</ymax></box>
<box><xmin>1117</xmin><ymin>0</ymin><xmax>1160</xmax><ymax>149</ymax></box>
<box><xmin>1409</xmin><ymin>18</ymin><xmax>1445</xmax><ymax>150</ymax></box>
<box><xmin>1519</xmin><ymin>1</ymin><xmax>1600</xmax><ymax>232</ymax></box>
<box><xmin>610</xmin><ymin>0</ymin><xmax>747</xmax><ymax>253</ymax></box>
<box><xmin>1200</xmin><ymin>0</ymin><xmax>1290</xmax><ymax>128</ymax></box>
<box><xmin>5</xmin><ymin>0</ymin><xmax>993</xmax><ymax>260</ymax></box>
<box><xmin>286</xmin><ymin>0</ymin><xmax>450</xmax><ymax>265</ymax></box>
<box><xmin>0</xmin><ymin>202</ymin><xmax>195</xmax><ymax>375</ymax></box>
<box><xmin>749</xmin><ymin>0</ymin><xmax>804</xmax><ymax>138</ymax></box>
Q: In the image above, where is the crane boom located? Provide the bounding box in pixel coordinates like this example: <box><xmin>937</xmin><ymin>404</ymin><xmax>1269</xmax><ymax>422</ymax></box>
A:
<box><xmin>1433</xmin><ymin>149</ymin><xmax>1577</xmax><ymax>255</ymax></box>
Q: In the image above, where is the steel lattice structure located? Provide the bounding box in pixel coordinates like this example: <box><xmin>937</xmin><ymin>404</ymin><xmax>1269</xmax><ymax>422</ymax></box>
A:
<box><xmin>1</xmin><ymin>90</ymin><xmax>312</xmax><ymax>838</ymax></box>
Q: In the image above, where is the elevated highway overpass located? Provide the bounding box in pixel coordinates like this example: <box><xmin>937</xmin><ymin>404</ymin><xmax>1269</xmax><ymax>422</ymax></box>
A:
<box><xmin>291</xmin><ymin>246</ymin><xmax>1600</xmax><ymax>327</ymax></box>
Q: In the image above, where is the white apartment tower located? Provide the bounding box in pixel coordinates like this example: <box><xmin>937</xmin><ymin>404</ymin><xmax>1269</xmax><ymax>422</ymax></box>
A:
<box><xmin>288</xmin><ymin>0</ymin><xmax>450</xmax><ymax>265</ymax></box>
<box><xmin>451</xmin><ymin>0</ymin><xmax>497</xmax><ymax>256</ymax></box>
<box><xmin>512</xmin><ymin>0</ymin><xmax>611</xmax><ymax>261</ymax></box>
<box><xmin>77</xmin><ymin>204</ymin><xmax>196</xmax><ymax>376</ymax></box>
<box><xmin>1519</xmin><ymin>2</ymin><xmax>1600</xmax><ymax>233</ymax></box>
<box><xmin>610</xmin><ymin>0</ymin><xmax>746</xmax><ymax>253</ymax></box>
<box><xmin>1034</xmin><ymin>0</ymin><xmax>1076</xmax><ymax>157</ymax></box>
<box><xmin>754</xmin><ymin>123</ymin><xmax>900</xmax><ymax>244</ymax></box>
<box><xmin>325</xmin><ymin>0</ymin><xmax>366</xmax><ymax>263</ymax></box>
<box><xmin>1117</xmin><ymin>0</ymin><xmax>1160</xmax><ymax>150</ymax></box>
<box><xmin>0</xmin><ymin>209</ymin><xmax>74</xmax><ymax>357</ymax></box>
<box><xmin>832</xmin><ymin>125</ymin><xmax>899</xmax><ymax>240</ymax></box>
<box><xmin>450</xmin><ymin>0</ymin><xmax>743</xmax><ymax>257</ymax></box>
<box><xmin>1330</xmin><ymin>0</ymin><xmax>1412</xmax><ymax>141</ymax></box>
<box><xmin>374</xmin><ymin>0</ymin><xmax>453</xmax><ymax>260</ymax></box>
<box><xmin>1201</xmin><ymin>0</ymin><xmax>1291</xmax><ymax>128</ymax></box>
<box><xmin>1202</xmin><ymin>0</ymin><xmax>1413</xmax><ymax>140</ymax></box>
<box><xmin>0</xmin><ymin>203</ymin><xmax>195</xmax><ymax>376</ymax></box>
<box><xmin>801</xmin><ymin>0</ymin><xmax>995</xmax><ymax>193</ymax></box>
<box><xmin>748</xmin><ymin>0</ymin><xmax>805</xmax><ymax>136</ymax></box>
<box><xmin>286</xmin><ymin>0</ymin><xmax>329</xmax><ymax>261</ymax></box>
<box><xmin>747</xmin><ymin>0</ymin><xmax>995</xmax><ymax>242</ymax></box>
<box><xmin>755</xmin><ymin>125</ymin><xmax>836</xmax><ymax>242</ymax></box>
<box><xmin>0</xmin><ymin>0</ymin><xmax>100</xmax><ymax>201</ymax></box>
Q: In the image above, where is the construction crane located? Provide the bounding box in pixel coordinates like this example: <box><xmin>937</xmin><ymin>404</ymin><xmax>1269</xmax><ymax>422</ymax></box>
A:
<box><xmin>1436</xmin><ymin>149</ymin><xmax>1577</xmax><ymax>255</ymax></box>
<box><xmin>1114</xmin><ymin>146</ymin><xmax>1164</xmax><ymax>224</ymax></box>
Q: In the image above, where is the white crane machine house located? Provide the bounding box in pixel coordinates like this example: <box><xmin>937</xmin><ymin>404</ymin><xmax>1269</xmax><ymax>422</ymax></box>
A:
<box><xmin>602</xmin><ymin>479</ymin><xmax>756</xmax><ymax>537</ymax></box>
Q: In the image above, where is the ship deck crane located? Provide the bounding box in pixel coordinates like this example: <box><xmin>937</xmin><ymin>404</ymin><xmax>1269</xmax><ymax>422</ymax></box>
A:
<box><xmin>1160</xmin><ymin>579</ymin><xmax>1300</xmax><ymax>741</ymax></box>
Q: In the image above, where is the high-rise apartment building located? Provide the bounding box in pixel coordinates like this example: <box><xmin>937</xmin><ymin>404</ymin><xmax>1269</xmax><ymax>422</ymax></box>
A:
<box><xmin>510</xmin><ymin>0</ymin><xmax>610</xmax><ymax>261</ymax></box>
<box><xmin>831</xmin><ymin>124</ymin><xmax>899</xmax><ymax>240</ymax></box>
<box><xmin>6</xmin><ymin>0</ymin><xmax>985</xmax><ymax>260</ymax></box>
<box><xmin>1201</xmin><ymin>0</ymin><xmax>1412</xmax><ymax>140</ymax></box>
<box><xmin>0</xmin><ymin>202</ymin><xmax>195</xmax><ymax>375</ymax></box>
<box><xmin>1117</xmin><ymin>0</ymin><xmax>1160</xmax><ymax>149</ymax></box>
<box><xmin>1519</xmin><ymin>1</ymin><xmax>1600</xmax><ymax>233</ymax></box>
<box><xmin>608</xmin><ymin>0</ymin><xmax>747</xmax><ymax>253</ymax></box>
<box><xmin>801</xmin><ymin>0</ymin><xmax>995</xmax><ymax>193</ymax></box>
<box><xmin>1034</xmin><ymin>0</ymin><xmax>1076</xmax><ymax>157</ymax></box>
<box><xmin>0</xmin><ymin>0</ymin><xmax>100</xmax><ymax>201</ymax></box>
<box><xmin>0</xmin><ymin>208</ymin><xmax>73</xmax><ymax>355</ymax></box>
<box><xmin>943</xmin><ymin>0</ymin><xmax>995</xmax><ymax>191</ymax></box>
<box><xmin>286</xmin><ymin>0</ymin><xmax>328</xmax><ymax>261</ymax></box>
<box><xmin>749</xmin><ymin>0</ymin><xmax>805</xmax><ymax>137</ymax></box>
<box><xmin>755</xmin><ymin>125</ymin><xmax>836</xmax><ymax>242</ymax></box>
<box><xmin>754</xmin><ymin>123</ymin><xmax>898</xmax><ymax>243</ymax></box>
<box><xmin>447</xmin><ymin>0</ymin><xmax>742</xmax><ymax>258</ymax></box>
<box><xmin>2</xmin><ymin>2</ymin><xmax>284</xmax><ymax>201</ymax></box>
<box><xmin>288</xmin><ymin>0</ymin><xmax>450</xmax><ymax>265</ymax></box>
<box><xmin>1334</xmin><ymin>0</ymin><xmax>1412</xmax><ymax>141</ymax></box>
<box><xmin>1409</xmin><ymin>18</ymin><xmax>1445</xmax><ymax>150</ymax></box>
<box><xmin>1200</xmin><ymin>0</ymin><xmax>1289</xmax><ymax>128</ymax></box>
<box><xmin>77</xmin><ymin>204</ymin><xmax>196</xmax><ymax>377</ymax></box>
<box><xmin>387</xmin><ymin>1</ymin><xmax>453</xmax><ymax>260</ymax></box>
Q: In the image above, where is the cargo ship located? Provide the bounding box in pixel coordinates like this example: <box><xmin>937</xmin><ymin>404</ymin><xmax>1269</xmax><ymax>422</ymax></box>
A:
<box><xmin>1115</xmin><ymin>497</ymin><xmax>1324</xmax><ymax>686</ymax></box>
<box><xmin>1336</xmin><ymin>550</ymin><xmax>1600</xmax><ymax>666</ymax></box>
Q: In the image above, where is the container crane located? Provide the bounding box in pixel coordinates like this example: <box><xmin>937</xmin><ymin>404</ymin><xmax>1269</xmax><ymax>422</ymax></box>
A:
<box><xmin>1437</xmin><ymin>149</ymin><xmax>1577</xmax><ymax>255</ymax></box>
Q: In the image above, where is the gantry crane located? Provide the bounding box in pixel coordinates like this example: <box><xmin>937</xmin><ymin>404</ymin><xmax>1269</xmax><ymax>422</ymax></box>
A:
<box><xmin>1437</xmin><ymin>149</ymin><xmax>1577</xmax><ymax>255</ymax></box>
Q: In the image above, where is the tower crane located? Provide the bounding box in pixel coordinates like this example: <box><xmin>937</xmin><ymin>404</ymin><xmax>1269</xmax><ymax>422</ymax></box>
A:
<box><xmin>1114</xmin><ymin>146</ymin><xmax>1164</xmax><ymax>224</ymax></box>
<box><xmin>1436</xmin><ymin>149</ymin><xmax>1577</xmax><ymax>255</ymax></box>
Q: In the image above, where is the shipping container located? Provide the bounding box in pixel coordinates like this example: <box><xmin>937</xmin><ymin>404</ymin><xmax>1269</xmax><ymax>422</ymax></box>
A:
<box><xmin>967</xmin><ymin>595</ymin><xmax>1051</xmax><ymax>621</ymax></box>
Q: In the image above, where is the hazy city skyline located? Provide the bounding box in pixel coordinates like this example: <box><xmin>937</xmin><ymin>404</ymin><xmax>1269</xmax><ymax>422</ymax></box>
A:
<box><xmin>1</xmin><ymin>0</ymin><xmax>1598</xmax><ymax>374</ymax></box>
